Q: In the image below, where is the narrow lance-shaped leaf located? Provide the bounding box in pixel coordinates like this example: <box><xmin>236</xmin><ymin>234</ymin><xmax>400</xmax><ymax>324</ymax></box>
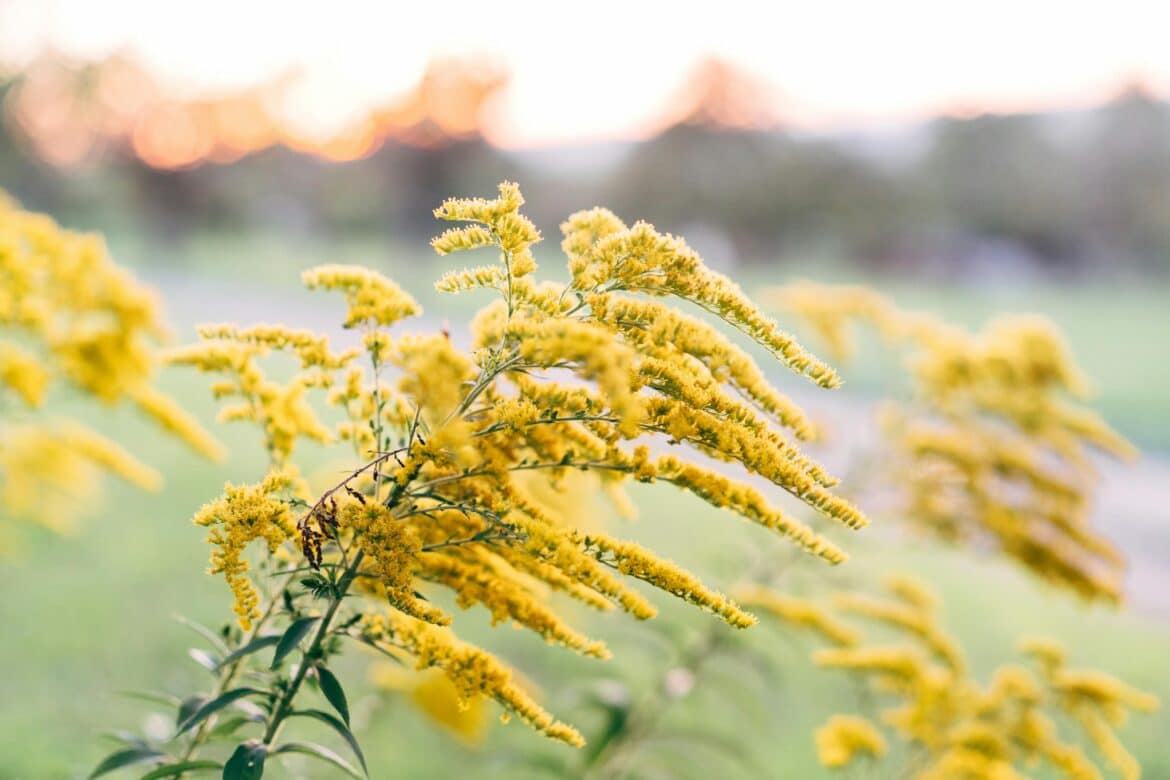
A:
<box><xmin>217</xmin><ymin>635</ymin><xmax>282</xmax><ymax>670</ymax></box>
<box><xmin>116</xmin><ymin>689</ymin><xmax>182</xmax><ymax>709</ymax></box>
<box><xmin>88</xmin><ymin>747</ymin><xmax>168</xmax><ymax>778</ymax></box>
<box><xmin>287</xmin><ymin>709</ymin><xmax>367</xmax><ymax>774</ymax></box>
<box><xmin>271</xmin><ymin>617</ymin><xmax>319</xmax><ymax>669</ymax></box>
<box><xmin>176</xmin><ymin>687</ymin><xmax>268</xmax><ymax>735</ymax></box>
<box><xmin>139</xmin><ymin>760</ymin><xmax>224</xmax><ymax>779</ymax></box>
<box><xmin>98</xmin><ymin>730</ymin><xmax>152</xmax><ymax>750</ymax></box>
<box><xmin>209</xmin><ymin>715</ymin><xmax>254</xmax><ymax>738</ymax></box>
<box><xmin>176</xmin><ymin>694</ymin><xmax>211</xmax><ymax>728</ymax></box>
<box><xmin>273</xmin><ymin>742</ymin><xmax>363</xmax><ymax>779</ymax></box>
<box><xmin>315</xmin><ymin>665</ymin><xmax>350</xmax><ymax>725</ymax></box>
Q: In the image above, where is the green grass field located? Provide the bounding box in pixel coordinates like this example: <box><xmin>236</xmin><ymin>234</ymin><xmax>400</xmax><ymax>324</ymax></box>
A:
<box><xmin>2</xmin><ymin>233</ymin><xmax>1169</xmax><ymax>778</ymax></box>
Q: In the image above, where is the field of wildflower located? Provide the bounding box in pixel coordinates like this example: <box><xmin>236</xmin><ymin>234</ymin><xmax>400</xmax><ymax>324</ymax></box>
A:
<box><xmin>3</xmin><ymin>182</ymin><xmax>1170</xmax><ymax>780</ymax></box>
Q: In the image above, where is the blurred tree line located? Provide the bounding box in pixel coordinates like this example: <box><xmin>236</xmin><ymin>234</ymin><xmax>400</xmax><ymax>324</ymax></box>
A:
<box><xmin>2</xmin><ymin>58</ymin><xmax>1169</xmax><ymax>278</ymax></box>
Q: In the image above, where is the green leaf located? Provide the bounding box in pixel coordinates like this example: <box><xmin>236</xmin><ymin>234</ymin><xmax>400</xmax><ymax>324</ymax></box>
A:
<box><xmin>174</xmin><ymin>615</ymin><xmax>229</xmax><ymax>653</ymax></box>
<box><xmin>346</xmin><ymin>634</ymin><xmax>405</xmax><ymax>664</ymax></box>
<box><xmin>314</xmin><ymin>666</ymin><xmax>350</xmax><ymax>726</ymax></box>
<box><xmin>116</xmin><ymin>689</ymin><xmax>182</xmax><ymax>708</ymax></box>
<box><xmin>223</xmin><ymin>742</ymin><xmax>267</xmax><ymax>780</ymax></box>
<box><xmin>99</xmin><ymin>731</ymin><xmax>151</xmax><ymax>749</ymax></box>
<box><xmin>88</xmin><ymin>747</ymin><xmax>167</xmax><ymax>778</ymax></box>
<box><xmin>287</xmin><ymin>709</ymin><xmax>366</xmax><ymax>774</ymax></box>
<box><xmin>273</xmin><ymin>742</ymin><xmax>363</xmax><ymax>779</ymax></box>
<box><xmin>139</xmin><ymin>760</ymin><xmax>224</xmax><ymax>779</ymax></box>
<box><xmin>208</xmin><ymin>715</ymin><xmax>254</xmax><ymax>739</ymax></box>
<box><xmin>176</xmin><ymin>688</ymin><xmax>267</xmax><ymax>735</ymax></box>
<box><xmin>176</xmin><ymin>694</ymin><xmax>211</xmax><ymax>728</ymax></box>
<box><xmin>188</xmin><ymin>648</ymin><xmax>220</xmax><ymax>672</ymax></box>
<box><xmin>216</xmin><ymin>635</ymin><xmax>282</xmax><ymax>670</ymax></box>
<box><xmin>271</xmin><ymin>617</ymin><xmax>319</xmax><ymax>669</ymax></box>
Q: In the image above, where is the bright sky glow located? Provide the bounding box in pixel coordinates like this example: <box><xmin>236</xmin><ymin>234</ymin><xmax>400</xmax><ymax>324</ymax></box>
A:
<box><xmin>2</xmin><ymin>0</ymin><xmax>1168</xmax><ymax>148</ymax></box>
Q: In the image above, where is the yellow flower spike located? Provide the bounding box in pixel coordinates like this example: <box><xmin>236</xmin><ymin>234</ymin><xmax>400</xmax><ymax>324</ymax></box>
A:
<box><xmin>883</xmin><ymin>573</ymin><xmax>938</xmax><ymax>612</ymax></box>
<box><xmin>341</xmin><ymin>501</ymin><xmax>448</xmax><ymax>626</ymax></box>
<box><xmin>1</xmin><ymin>191</ymin><xmax>223</xmax><ymax>540</ymax></box>
<box><xmin>432</xmin><ymin>181</ymin><xmax>542</xmax><ymax>283</ymax></box>
<box><xmin>916</xmin><ymin>748</ymin><xmax>1028</xmax><ymax>780</ymax></box>
<box><xmin>303</xmin><ymin>264</ymin><xmax>422</xmax><ymax>328</ymax></box>
<box><xmin>832</xmin><ymin>593</ymin><xmax>965</xmax><ymax>674</ymax></box>
<box><xmin>815</xmin><ymin>715</ymin><xmax>887</xmax><ymax>768</ymax></box>
<box><xmin>435</xmin><ymin>265</ymin><xmax>509</xmax><ymax>294</ymax></box>
<box><xmin>755</xmin><ymin>576</ymin><xmax>1152</xmax><ymax>780</ymax></box>
<box><xmin>0</xmin><ymin>343</ymin><xmax>50</xmax><ymax>406</ymax></box>
<box><xmin>640</xmin><ymin>454</ymin><xmax>851</xmax><ymax>563</ymax></box>
<box><xmin>813</xmin><ymin>645</ymin><xmax>926</xmax><ymax>680</ymax></box>
<box><xmin>0</xmin><ymin>422</ymin><xmax>160</xmax><ymax>530</ymax></box>
<box><xmin>770</xmin><ymin>281</ymin><xmax>1138</xmax><ymax>604</ymax></box>
<box><xmin>567</xmin><ymin>221</ymin><xmax>841</xmax><ymax>388</ymax></box>
<box><xmin>583</xmin><ymin>532</ymin><xmax>756</xmax><ymax>628</ymax></box>
<box><xmin>1076</xmin><ymin>710</ymin><xmax>1141</xmax><ymax>780</ymax></box>
<box><xmin>129</xmin><ymin>385</ymin><xmax>228</xmax><ymax>462</ymax></box>
<box><xmin>1018</xmin><ymin>636</ymin><xmax>1068</xmax><ymax>671</ymax></box>
<box><xmin>193</xmin><ymin>473</ymin><xmax>299</xmax><ymax>629</ymax></box>
<box><xmin>591</xmin><ymin>293</ymin><xmax>818</xmax><ymax>439</ymax></box>
<box><xmin>59</xmin><ymin>423</ymin><xmax>162</xmax><ymax>492</ymax></box>
<box><xmin>431</xmin><ymin>225</ymin><xmax>496</xmax><ymax>255</ymax></box>
<box><xmin>419</xmin><ymin>549</ymin><xmax>611</xmax><ymax>657</ymax></box>
<box><xmin>1053</xmin><ymin>668</ymin><xmax>1160</xmax><ymax>716</ymax></box>
<box><xmin>361</xmin><ymin>612</ymin><xmax>585</xmax><ymax>747</ymax></box>
<box><xmin>393</xmin><ymin>334</ymin><xmax>476</xmax><ymax>426</ymax></box>
<box><xmin>509</xmin><ymin>318</ymin><xmax>643</xmax><ymax>436</ymax></box>
<box><xmin>735</xmin><ymin>586</ymin><xmax>859</xmax><ymax>646</ymax></box>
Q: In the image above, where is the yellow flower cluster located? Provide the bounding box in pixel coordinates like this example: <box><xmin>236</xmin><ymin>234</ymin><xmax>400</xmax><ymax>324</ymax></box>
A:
<box><xmin>176</xmin><ymin>182</ymin><xmax>868</xmax><ymax>746</ymax></box>
<box><xmin>302</xmin><ymin>264</ymin><xmax>422</xmax><ymax>328</ymax></box>
<box><xmin>370</xmin><ymin>663</ymin><xmax>489</xmax><ymax>745</ymax></box>
<box><xmin>736</xmin><ymin>585</ymin><xmax>859</xmax><ymax>646</ymax></box>
<box><xmin>392</xmin><ymin>334</ymin><xmax>476</xmax><ymax>448</ymax></box>
<box><xmin>752</xmin><ymin>574</ymin><xmax>1158</xmax><ymax>778</ymax></box>
<box><xmin>771</xmin><ymin>282</ymin><xmax>1135</xmax><ymax>603</ymax></box>
<box><xmin>192</xmin><ymin>468</ymin><xmax>305</xmax><ymax>629</ymax></box>
<box><xmin>583</xmin><ymin>531</ymin><xmax>756</xmax><ymax>628</ymax></box>
<box><xmin>167</xmin><ymin>324</ymin><xmax>350</xmax><ymax>464</ymax></box>
<box><xmin>418</xmin><ymin>547</ymin><xmax>611</xmax><ymax>657</ymax></box>
<box><xmin>815</xmin><ymin>715</ymin><xmax>887</xmax><ymax>768</ymax></box>
<box><xmin>0</xmin><ymin>422</ymin><xmax>161</xmax><ymax>537</ymax></box>
<box><xmin>433</xmin><ymin>181</ymin><xmax>541</xmax><ymax>281</ymax></box>
<box><xmin>0</xmin><ymin>192</ymin><xmax>221</xmax><ymax>539</ymax></box>
<box><xmin>361</xmin><ymin>611</ymin><xmax>584</xmax><ymax>746</ymax></box>
<box><xmin>341</xmin><ymin>500</ymin><xmax>447</xmax><ymax>625</ymax></box>
<box><xmin>0</xmin><ymin>342</ymin><xmax>49</xmax><ymax>405</ymax></box>
<box><xmin>563</xmin><ymin>211</ymin><xmax>840</xmax><ymax>388</ymax></box>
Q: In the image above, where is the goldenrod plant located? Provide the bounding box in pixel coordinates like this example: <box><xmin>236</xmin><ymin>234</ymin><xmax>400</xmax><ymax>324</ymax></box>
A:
<box><xmin>770</xmin><ymin>282</ymin><xmax>1136</xmax><ymax>603</ymax></box>
<box><xmin>517</xmin><ymin>284</ymin><xmax>1153</xmax><ymax>779</ymax></box>
<box><xmin>0</xmin><ymin>191</ymin><xmax>222</xmax><ymax>547</ymax></box>
<box><xmin>742</xmin><ymin>574</ymin><xmax>1159</xmax><ymax>779</ymax></box>
<box><xmin>92</xmin><ymin>183</ymin><xmax>867</xmax><ymax>778</ymax></box>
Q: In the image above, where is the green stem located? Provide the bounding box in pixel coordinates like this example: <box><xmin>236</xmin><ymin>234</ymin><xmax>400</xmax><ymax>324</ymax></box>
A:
<box><xmin>177</xmin><ymin>565</ymin><xmax>299</xmax><ymax>768</ymax></box>
<box><xmin>262</xmin><ymin>550</ymin><xmax>366</xmax><ymax>746</ymax></box>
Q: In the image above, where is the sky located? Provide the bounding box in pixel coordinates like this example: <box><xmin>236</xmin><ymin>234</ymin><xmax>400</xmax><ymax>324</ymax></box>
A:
<box><xmin>1</xmin><ymin>0</ymin><xmax>1168</xmax><ymax>148</ymax></box>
